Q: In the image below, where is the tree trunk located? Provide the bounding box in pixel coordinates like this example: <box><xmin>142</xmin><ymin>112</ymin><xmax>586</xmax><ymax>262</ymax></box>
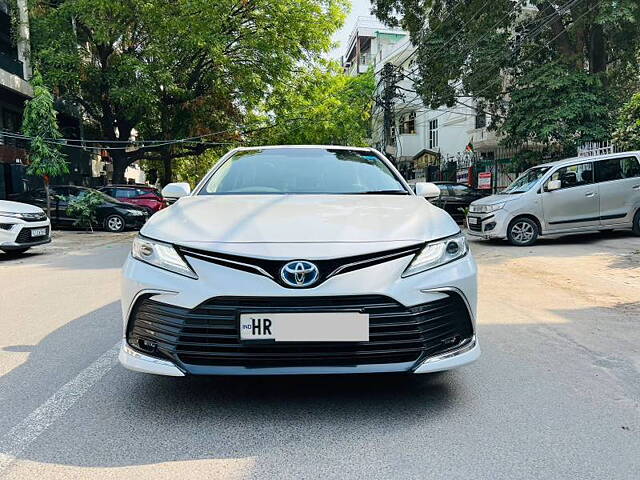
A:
<box><xmin>162</xmin><ymin>157</ymin><xmax>173</xmax><ymax>186</ymax></box>
<box><xmin>589</xmin><ymin>23</ymin><xmax>607</xmax><ymax>74</ymax></box>
<box><xmin>43</xmin><ymin>176</ymin><xmax>51</xmax><ymax>219</ymax></box>
<box><xmin>111</xmin><ymin>150</ymin><xmax>129</xmax><ymax>184</ymax></box>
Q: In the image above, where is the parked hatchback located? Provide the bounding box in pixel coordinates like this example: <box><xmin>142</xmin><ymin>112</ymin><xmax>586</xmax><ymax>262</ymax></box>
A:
<box><xmin>13</xmin><ymin>185</ymin><xmax>148</xmax><ymax>232</ymax></box>
<box><xmin>467</xmin><ymin>152</ymin><xmax>640</xmax><ymax>245</ymax></box>
<box><xmin>119</xmin><ymin>146</ymin><xmax>479</xmax><ymax>377</ymax></box>
<box><xmin>99</xmin><ymin>185</ymin><xmax>167</xmax><ymax>215</ymax></box>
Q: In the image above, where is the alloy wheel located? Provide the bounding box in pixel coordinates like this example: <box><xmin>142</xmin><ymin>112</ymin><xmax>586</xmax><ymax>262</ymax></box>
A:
<box><xmin>511</xmin><ymin>221</ymin><xmax>535</xmax><ymax>244</ymax></box>
<box><xmin>107</xmin><ymin>215</ymin><xmax>124</xmax><ymax>232</ymax></box>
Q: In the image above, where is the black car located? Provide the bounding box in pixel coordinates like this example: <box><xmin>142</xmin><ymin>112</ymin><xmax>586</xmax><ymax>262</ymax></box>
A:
<box><xmin>430</xmin><ymin>182</ymin><xmax>487</xmax><ymax>224</ymax></box>
<box><xmin>13</xmin><ymin>185</ymin><xmax>148</xmax><ymax>232</ymax></box>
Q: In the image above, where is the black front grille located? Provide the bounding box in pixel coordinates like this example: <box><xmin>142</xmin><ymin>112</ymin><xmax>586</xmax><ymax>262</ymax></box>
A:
<box><xmin>127</xmin><ymin>294</ymin><xmax>474</xmax><ymax>370</ymax></box>
<box><xmin>468</xmin><ymin>222</ymin><xmax>482</xmax><ymax>232</ymax></box>
<box><xmin>15</xmin><ymin>227</ymin><xmax>49</xmax><ymax>244</ymax></box>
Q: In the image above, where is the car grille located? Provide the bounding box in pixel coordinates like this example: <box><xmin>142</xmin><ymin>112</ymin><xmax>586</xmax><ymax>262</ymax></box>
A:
<box><xmin>127</xmin><ymin>293</ymin><xmax>474</xmax><ymax>370</ymax></box>
<box><xmin>468</xmin><ymin>221</ymin><xmax>482</xmax><ymax>232</ymax></box>
<box><xmin>15</xmin><ymin>227</ymin><xmax>49</xmax><ymax>244</ymax></box>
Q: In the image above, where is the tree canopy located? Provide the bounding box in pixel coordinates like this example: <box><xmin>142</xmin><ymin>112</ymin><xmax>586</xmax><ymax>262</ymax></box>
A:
<box><xmin>372</xmin><ymin>0</ymin><xmax>640</xmax><ymax>155</ymax></box>
<box><xmin>29</xmin><ymin>0</ymin><xmax>348</xmax><ymax>182</ymax></box>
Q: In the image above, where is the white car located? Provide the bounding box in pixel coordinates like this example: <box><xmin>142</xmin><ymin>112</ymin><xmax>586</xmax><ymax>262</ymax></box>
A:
<box><xmin>119</xmin><ymin>146</ymin><xmax>479</xmax><ymax>376</ymax></box>
<box><xmin>0</xmin><ymin>200</ymin><xmax>51</xmax><ymax>254</ymax></box>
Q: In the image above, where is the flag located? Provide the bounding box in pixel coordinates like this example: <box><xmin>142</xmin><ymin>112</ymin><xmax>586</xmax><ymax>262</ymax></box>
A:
<box><xmin>465</xmin><ymin>142</ymin><xmax>474</xmax><ymax>152</ymax></box>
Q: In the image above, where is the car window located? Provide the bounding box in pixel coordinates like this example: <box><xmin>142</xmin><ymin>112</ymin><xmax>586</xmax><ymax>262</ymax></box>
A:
<box><xmin>450</xmin><ymin>184</ymin><xmax>472</xmax><ymax>195</ymax></box>
<box><xmin>200</xmin><ymin>148</ymin><xmax>407</xmax><ymax>195</ymax></box>
<box><xmin>548</xmin><ymin>163</ymin><xmax>593</xmax><ymax>189</ymax></box>
<box><xmin>595</xmin><ymin>157</ymin><xmax>640</xmax><ymax>182</ymax></box>
<box><xmin>102</xmin><ymin>188</ymin><xmax>115</xmax><ymax>197</ymax></box>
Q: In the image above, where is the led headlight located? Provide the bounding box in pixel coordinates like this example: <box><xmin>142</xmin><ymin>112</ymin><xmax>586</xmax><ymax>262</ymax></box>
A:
<box><xmin>469</xmin><ymin>202</ymin><xmax>505</xmax><ymax>214</ymax></box>
<box><xmin>402</xmin><ymin>233</ymin><xmax>468</xmax><ymax>277</ymax></box>
<box><xmin>0</xmin><ymin>211</ymin><xmax>28</xmax><ymax>219</ymax></box>
<box><xmin>132</xmin><ymin>236</ymin><xmax>197</xmax><ymax>278</ymax></box>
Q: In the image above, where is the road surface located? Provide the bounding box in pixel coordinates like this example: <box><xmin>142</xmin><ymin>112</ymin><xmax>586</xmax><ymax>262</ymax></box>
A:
<box><xmin>0</xmin><ymin>230</ymin><xmax>638</xmax><ymax>479</ymax></box>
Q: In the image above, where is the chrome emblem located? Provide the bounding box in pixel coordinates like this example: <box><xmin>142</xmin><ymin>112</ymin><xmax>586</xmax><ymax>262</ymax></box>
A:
<box><xmin>280</xmin><ymin>261</ymin><xmax>319</xmax><ymax>288</ymax></box>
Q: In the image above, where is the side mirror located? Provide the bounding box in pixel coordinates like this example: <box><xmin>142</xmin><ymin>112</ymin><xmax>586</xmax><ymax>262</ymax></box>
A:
<box><xmin>547</xmin><ymin>179</ymin><xmax>561</xmax><ymax>192</ymax></box>
<box><xmin>415</xmin><ymin>182</ymin><xmax>441</xmax><ymax>199</ymax></box>
<box><xmin>161</xmin><ymin>182</ymin><xmax>191</xmax><ymax>202</ymax></box>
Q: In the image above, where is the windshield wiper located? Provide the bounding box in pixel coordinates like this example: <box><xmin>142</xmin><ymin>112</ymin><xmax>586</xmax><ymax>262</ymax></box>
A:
<box><xmin>357</xmin><ymin>190</ymin><xmax>409</xmax><ymax>195</ymax></box>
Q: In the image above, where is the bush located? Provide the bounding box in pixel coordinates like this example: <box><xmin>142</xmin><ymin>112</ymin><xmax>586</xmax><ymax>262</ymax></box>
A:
<box><xmin>65</xmin><ymin>191</ymin><xmax>103</xmax><ymax>232</ymax></box>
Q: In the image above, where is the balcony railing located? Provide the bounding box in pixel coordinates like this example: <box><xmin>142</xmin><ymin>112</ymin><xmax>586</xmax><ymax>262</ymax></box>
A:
<box><xmin>0</xmin><ymin>52</ymin><xmax>24</xmax><ymax>78</ymax></box>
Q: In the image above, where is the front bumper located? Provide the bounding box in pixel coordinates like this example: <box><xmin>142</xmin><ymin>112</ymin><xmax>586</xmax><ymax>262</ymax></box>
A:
<box><xmin>120</xmin><ymin>246</ymin><xmax>479</xmax><ymax>376</ymax></box>
<box><xmin>0</xmin><ymin>220</ymin><xmax>51</xmax><ymax>250</ymax></box>
<box><xmin>466</xmin><ymin>209</ymin><xmax>510</xmax><ymax>239</ymax></box>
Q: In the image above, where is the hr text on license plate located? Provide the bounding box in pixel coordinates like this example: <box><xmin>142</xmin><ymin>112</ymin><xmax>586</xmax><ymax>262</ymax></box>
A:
<box><xmin>31</xmin><ymin>228</ymin><xmax>47</xmax><ymax>237</ymax></box>
<box><xmin>240</xmin><ymin>312</ymin><xmax>369</xmax><ymax>342</ymax></box>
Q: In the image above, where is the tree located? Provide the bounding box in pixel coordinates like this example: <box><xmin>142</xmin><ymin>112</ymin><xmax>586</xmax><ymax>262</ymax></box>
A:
<box><xmin>22</xmin><ymin>71</ymin><xmax>68</xmax><ymax>219</ymax></box>
<box><xmin>614</xmin><ymin>92</ymin><xmax>640</xmax><ymax>150</ymax></box>
<box><xmin>29</xmin><ymin>0</ymin><xmax>348</xmax><ymax>184</ymax></box>
<box><xmin>371</xmin><ymin>0</ymin><xmax>640</xmax><ymax>154</ymax></box>
<box><xmin>254</xmin><ymin>63</ymin><xmax>375</xmax><ymax>146</ymax></box>
<box><xmin>65</xmin><ymin>190</ymin><xmax>103</xmax><ymax>232</ymax></box>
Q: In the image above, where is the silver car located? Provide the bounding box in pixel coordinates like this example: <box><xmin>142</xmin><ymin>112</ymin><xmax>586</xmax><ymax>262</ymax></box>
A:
<box><xmin>467</xmin><ymin>151</ymin><xmax>640</xmax><ymax>246</ymax></box>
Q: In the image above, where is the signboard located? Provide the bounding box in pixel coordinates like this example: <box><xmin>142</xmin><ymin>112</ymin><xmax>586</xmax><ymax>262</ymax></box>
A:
<box><xmin>456</xmin><ymin>168</ymin><xmax>469</xmax><ymax>185</ymax></box>
<box><xmin>478</xmin><ymin>172</ymin><xmax>492</xmax><ymax>190</ymax></box>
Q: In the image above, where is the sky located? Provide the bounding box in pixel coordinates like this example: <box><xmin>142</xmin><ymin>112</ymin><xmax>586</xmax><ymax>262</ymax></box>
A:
<box><xmin>329</xmin><ymin>0</ymin><xmax>373</xmax><ymax>60</ymax></box>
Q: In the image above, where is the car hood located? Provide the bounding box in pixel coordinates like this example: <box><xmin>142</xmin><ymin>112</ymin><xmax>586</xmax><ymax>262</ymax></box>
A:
<box><xmin>471</xmin><ymin>193</ymin><xmax>523</xmax><ymax>206</ymax></box>
<box><xmin>141</xmin><ymin>195</ymin><xmax>458</xmax><ymax>256</ymax></box>
<box><xmin>0</xmin><ymin>200</ymin><xmax>44</xmax><ymax>214</ymax></box>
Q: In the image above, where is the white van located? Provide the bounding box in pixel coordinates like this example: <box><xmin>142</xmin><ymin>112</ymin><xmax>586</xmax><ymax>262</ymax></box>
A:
<box><xmin>467</xmin><ymin>151</ymin><xmax>640</xmax><ymax>246</ymax></box>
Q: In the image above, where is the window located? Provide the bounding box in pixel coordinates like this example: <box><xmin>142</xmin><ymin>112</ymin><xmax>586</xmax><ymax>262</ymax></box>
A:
<box><xmin>429</xmin><ymin>119</ymin><xmax>438</xmax><ymax>149</ymax></box>
<box><xmin>199</xmin><ymin>148</ymin><xmax>407</xmax><ymax>195</ymax></box>
<box><xmin>548</xmin><ymin>163</ymin><xmax>594</xmax><ymax>189</ymax></box>
<box><xmin>502</xmin><ymin>166</ymin><xmax>551</xmax><ymax>194</ymax></box>
<box><xmin>399</xmin><ymin>112</ymin><xmax>416</xmax><ymax>134</ymax></box>
<box><xmin>450</xmin><ymin>184</ymin><xmax>473</xmax><ymax>196</ymax></box>
<box><xmin>595</xmin><ymin>157</ymin><xmax>640</xmax><ymax>183</ymax></box>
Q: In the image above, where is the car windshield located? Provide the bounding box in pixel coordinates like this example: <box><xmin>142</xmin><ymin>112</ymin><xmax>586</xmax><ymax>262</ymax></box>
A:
<box><xmin>501</xmin><ymin>166</ymin><xmax>551</xmax><ymax>194</ymax></box>
<box><xmin>74</xmin><ymin>188</ymin><xmax>116</xmax><ymax>203</ymax></box>
<box><xmin>199</xmin><ymin>148</ymin><xmax>408</xmax><ymax>195</ymax></box>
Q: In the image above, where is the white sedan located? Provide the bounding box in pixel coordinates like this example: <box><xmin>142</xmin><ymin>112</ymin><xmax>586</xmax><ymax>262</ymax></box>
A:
<box><xmin>119</xmin><ymin>145</ymin><xmax>479</xmax><ymax>377</ymax></box>
<box><xmin>0</xmin><ymin>200</ymin><xmax>51</xmax><ymax>254</ymax></box>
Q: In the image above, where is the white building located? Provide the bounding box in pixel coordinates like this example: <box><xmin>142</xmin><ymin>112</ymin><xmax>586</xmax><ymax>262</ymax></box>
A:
<box><xmin>368</xmin><ymin>39</ymin><xmax>500</xmax><ymax>184</ymax></box>
<box><xmin>341</xmin><ymin>17</ymin><xmax>407</xmax><ymax>76</ymax></box>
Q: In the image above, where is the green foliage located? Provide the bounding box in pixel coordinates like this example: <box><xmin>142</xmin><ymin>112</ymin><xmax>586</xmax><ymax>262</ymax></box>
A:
<box><xmin>22</xmin><ymin>71</ymin><xmax>68</xmax><ymax>179</ymax></box>
<box><xmin>254</xmin><ymin>63</ymin><xmax>375</xmax><ymax>146</ymax></box>
<box><xmin>614</xmin><ymin>92</ymin><xmax>640</xmax><ymax>150</ymax></box>
<box><xmin>65</xmin><ymin>191</ymin><xmax>103</xmax><ymax>231</ymax></box>
<box><xmin>372</xmin><ymin>0</ymin><xmax>640</xmax><ymax>151</ymax></box>
<box><xmin>29</xmin><ymin>0</ymin><xmax>348</xmax><ymax>181</ymax></box>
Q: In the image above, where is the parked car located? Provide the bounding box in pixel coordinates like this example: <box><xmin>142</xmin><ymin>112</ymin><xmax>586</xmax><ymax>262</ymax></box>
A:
<box><xmin>0</xmin><ymin>200</ymin><xmax>51</xmax><ymax>254</ymax></box>
<box><xmin>467</xmin><ymin>152</ymin><xmax>640</xmax><ymax>246</ymax></box>
<box><xmin>13</xmin><ymin>185</ymin><xmax>148</xmax><ymax>233</ymax></box>
<box><xmin>98</xmin><ymin>185</ymin><xmax>167</xmax><ymax>215</ymax></box>
<box><xmin>430</xmin><ymin>181</ymin><xmax>487</xmax><ymax>223</ymax></box>
<box><xmin>119</xmin><ymin>145</ymin><xmax>479</xmax><ymax>377</ymax></box>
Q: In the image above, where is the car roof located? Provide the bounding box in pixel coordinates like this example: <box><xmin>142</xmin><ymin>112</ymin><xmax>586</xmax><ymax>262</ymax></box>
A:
<box><xmin>537</xmin><ymin>150</ymin><xmax>640</xmax><ymax>169</ymax></box>
<box><xmin>104</xmin><ymin>184</ymin><xmax>155</xmax><ymax>189</ymax></box>
<box><xmin>231</xmin><ymin>145</ymin><xmax>375</xmax><ymax>152</ymax></box>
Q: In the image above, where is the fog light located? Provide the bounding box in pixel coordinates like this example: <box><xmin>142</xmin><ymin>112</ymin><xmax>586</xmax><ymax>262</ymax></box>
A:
<box><xmin>484</xmin><ymin>222</ymin><xmax>496</xmax><ymax>231</ymax></box>
<box><xmin>446</xmin><ymin>241</ymin><xmax>460</xmax><ymax>255</ymax></box>
<box><xmin>0</xmin><ymin>223</ymin><xmax>14</xmax><ymax>230</ymax></box>
<box><xmin>138</xmin><ymin>339</ymin><xmax>157</xmax><ymax>353</ymax></box>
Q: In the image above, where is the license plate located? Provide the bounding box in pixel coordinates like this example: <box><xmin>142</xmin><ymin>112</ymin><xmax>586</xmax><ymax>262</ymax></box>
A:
<box><xmin>467</xmin><ymin>217</ymin><xmax>479</xmax><ymax>225</ymax></box>
<box><xmin>31</xmin><ymin>228</ymin><xmax>47</xmax><ymax>237</ymax></box>
<box><xmin>240</xmin><ymin>312</ymin><xmax>369</xmax><ymax>342</ymax></box>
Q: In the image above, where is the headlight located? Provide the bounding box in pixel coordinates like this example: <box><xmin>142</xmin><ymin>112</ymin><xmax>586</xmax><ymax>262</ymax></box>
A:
<box><xmin>0</xmin><ymin>211</ymin><xmax>28</xmax><ymax>219</ymax></box>
<box><xmin>469</xmin><ymin>202</ymin><xmax>505</xmax><ymax>214</ymax></box>
<box><xmin>132</xmin><ymin>236</ymin><xmax>197</xmax><ymax>278</ymax></box>
<box><xmin>402</xmin><ymin>233</ymin><xmax>468</xmax><ymax>277</ymax></box>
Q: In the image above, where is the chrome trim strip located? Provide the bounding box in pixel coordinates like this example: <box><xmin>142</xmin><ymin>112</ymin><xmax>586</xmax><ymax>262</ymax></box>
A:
<box><xmin>183</xmin><ymin>250</ymin><xmax>274</xmax><ymax>279</ymax></box>
<box><xmin>326</xmin><ymin>247</ymin><xmax>420</xmax><ymax>279</ymax></box>
<box><xmin>419</xmin><ymin>286</ymin><xmax>475</xmax><ymax>324</ymax></box>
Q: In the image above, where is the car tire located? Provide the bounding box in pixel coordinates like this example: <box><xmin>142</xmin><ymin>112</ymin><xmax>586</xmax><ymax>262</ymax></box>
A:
<box><xmin>633</xmin><ymin>210</ymin><xmax>640</xmax><ymax>236</ymax></box>
<box><xmin>104</xmin><ymin>214</ymin><xmax>126</xmax><ymax>233</ymax></box>
<box><xmin>1</xmin><ymin>247</ymin><xmax>30</xmax><ymax>255</ymax></box>
<box><xmin>507</xmin><ymin>217</ymin><xmax>539</xmax><ymax>246</ymax></box>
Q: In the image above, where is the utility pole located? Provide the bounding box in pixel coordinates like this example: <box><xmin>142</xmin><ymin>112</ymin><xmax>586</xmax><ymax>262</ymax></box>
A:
<box><xmin>381</xmin><ymin>63</ymin><xmax>397</xmax><ymax>161</ymax></box>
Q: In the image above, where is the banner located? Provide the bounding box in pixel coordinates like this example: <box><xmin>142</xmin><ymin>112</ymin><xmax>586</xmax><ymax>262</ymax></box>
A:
<box><xmin>478</xmin><ymin>172</ymin><xmax>492</xmax><ymax>190</ymax></box>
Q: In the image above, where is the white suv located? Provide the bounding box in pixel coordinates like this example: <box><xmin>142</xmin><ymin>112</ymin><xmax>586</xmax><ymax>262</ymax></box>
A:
<box><xmin>119</xmin><ymin>146</ymin><xmax>479</xmax><ymax>377</ymax></box>
<box><xmin>0</xmin><ymin>200</ymin><xmax>51</xmax><ymax>254</ymax></box>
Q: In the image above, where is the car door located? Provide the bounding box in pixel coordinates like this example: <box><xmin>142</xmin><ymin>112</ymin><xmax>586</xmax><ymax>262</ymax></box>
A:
<box><xmin>595</xmin><ymin>155</ymin><xmax>640</xmax><ymax>226</ymax></box>
<box><xmin>541</xmin><ymin>161</ymin><xmax>600</xmax><ymax>231</ymax></box>
<box><xmin>54</xmin><ymin>187</ymin><xmax>75</xmax><ymax>225</ymax></box>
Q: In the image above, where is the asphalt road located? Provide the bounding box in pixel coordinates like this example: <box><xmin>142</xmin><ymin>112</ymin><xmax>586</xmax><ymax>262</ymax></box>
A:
<box><xmin>0</xmin><ymin>231</ymin><xmax>638</xmax><ymax>479</ymax></box>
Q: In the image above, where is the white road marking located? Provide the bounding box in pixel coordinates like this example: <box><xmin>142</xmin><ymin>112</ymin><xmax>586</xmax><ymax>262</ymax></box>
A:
<box><xmin>0</xmin><ymin>343</ymin><xmax>120</xmax><ymax>475</ymax></box>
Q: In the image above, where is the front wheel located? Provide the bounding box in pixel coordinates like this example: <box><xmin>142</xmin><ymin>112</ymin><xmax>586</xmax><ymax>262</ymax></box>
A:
<box><xmin>633</xmin><ymin>210</ymin><xmax>640</xmax><ymax>236</ymax></box>
<box><xmin>104</xmin><ymin>214</ymin><xmax>125</xmax><ymax>233</ymax></box>
<box><xmin>507</xmin><ymin>217</ymin><xmax>539</xmax><ymax>246</ymax></box>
